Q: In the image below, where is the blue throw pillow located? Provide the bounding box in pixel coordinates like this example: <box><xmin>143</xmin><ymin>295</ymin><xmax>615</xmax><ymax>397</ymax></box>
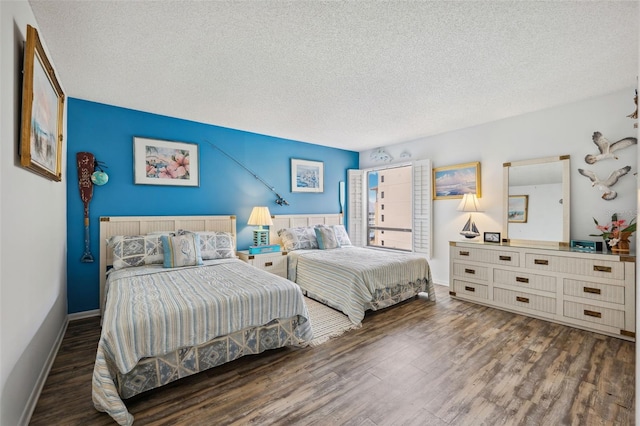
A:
<box><xmin>161</xmin><ymin>233</ymin><xmax>203</xmax><ymax>268</ymax></box>
<box><xmin>314</xmin><ymin>225</ymin><xmax>340</xmax><ymax>250</ymax></box>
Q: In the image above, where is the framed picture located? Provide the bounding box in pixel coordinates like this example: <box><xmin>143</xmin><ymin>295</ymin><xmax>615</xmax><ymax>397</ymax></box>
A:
<box><xmin>20</xmin><ymin>25</ymin><xmax>65</xmax><ymax>181</ymax></box>
<box><xmin>484</xmin><ymin>232</ymin><xmax>501</xmax><ymax>243</ymax></box>
<box><xmin>134</xmin><ymin>137</ymin><xmax>199</xmax><ymax>186</ymax></box>
<box><xmin>508</xmin><ymin>195</ymin><xmax>528</xmax><ymax>223</ymax></box>
<box><xmin>433</xmin><ymin>161</ymin><xmax>481</xmax><ymax>200</ymax></box>
<box><xmin>291</xmin><ymin>158</ymin><xmax>324</xmax><ymax>193</ymax></box>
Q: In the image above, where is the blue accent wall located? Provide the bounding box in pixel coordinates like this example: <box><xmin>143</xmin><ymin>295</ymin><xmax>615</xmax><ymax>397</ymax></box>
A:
<box><xmin>66</xmin><ymin>98</ymin><xmax>359</xmax><ymax>313</ymax></box>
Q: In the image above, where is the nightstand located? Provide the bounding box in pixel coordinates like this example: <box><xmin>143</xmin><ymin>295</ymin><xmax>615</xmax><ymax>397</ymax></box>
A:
<box><xmin>237</xmin><ymin>250</ymin><xmax>288</xmax><ymax>278</ymax></box>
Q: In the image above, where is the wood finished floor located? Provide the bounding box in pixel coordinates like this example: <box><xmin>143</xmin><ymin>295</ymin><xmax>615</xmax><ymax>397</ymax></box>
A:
<box><xmin>30</xmin><ymin>284</ymin><xmax>635</xmax><ymax>425</ymax></box>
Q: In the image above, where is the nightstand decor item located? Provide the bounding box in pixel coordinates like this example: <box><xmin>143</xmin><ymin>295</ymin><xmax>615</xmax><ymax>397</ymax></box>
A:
<box><xmin>248</xmin><ymin>244</ymin><xmax>281</xmax><ymax>254</ymax></box>
<box><xmin>570</xmin><ymin>240</ymin><xmax>603</xmax><ymax>252</ymax></box>
<box><xmin>248</xmin><ymin>206</ymin><xmax>273</xmax><ymax>246</ymax></box>
<box><xmin>484</xmin><ymin>232</ymin><xmax>501</xmax><ymax>243</ymax></box>
<box><xmin>457</xmin><ymin>193</ymin><xmax>481</xmax><ymax>239</ymax></box>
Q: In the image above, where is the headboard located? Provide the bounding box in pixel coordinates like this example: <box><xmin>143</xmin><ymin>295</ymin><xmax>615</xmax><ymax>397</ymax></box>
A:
<box><xmin>98</xmin><ymin>215</ymin><xmax>237</xmax><ymax>314</ymax></box>
<box><xmin>269</xmin><ymin>213</ymin><xmax>343</xmax><ymax>246</ymax></box>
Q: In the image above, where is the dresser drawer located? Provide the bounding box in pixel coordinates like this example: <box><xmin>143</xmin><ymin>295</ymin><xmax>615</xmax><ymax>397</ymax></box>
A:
<box><xmin>452</xmin><ymin>263</ymin><xmax>489</xmax><ymax>282</ymax></box>
<box><xmin>452</xmin><ymin>246</ymin><xmax>520</xmax><ymax>266</ymax></box>
<box><xmin>524</xmin><ymin>254</ymin><xmax>624</xmax><ymax>280</ymax></box>
<box><xmin>494</xmin><ymin>269</ymin><xmax>556</xmax><ymax>293</ymax></box>
<box><xmin>563</xmin><ymin>301</ymin><xmax>625</xmax><ymax>328</ymax></box>
<box><xmin>494</xmin><ymin>288</ymin><xmax>556</xmax><ymax>314</ymax></box>
<box><xmin>452</xmin><ymin>280</ymin><xmax>488</xmax><ymax>300</ymax></box>
<box><xmin>563</xmin><ymin>279</ymin><xmax>625</xmax><ymax>305</ymax></box>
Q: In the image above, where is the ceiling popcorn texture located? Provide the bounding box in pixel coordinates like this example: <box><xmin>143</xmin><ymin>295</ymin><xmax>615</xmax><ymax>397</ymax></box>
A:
<box><xmin>29</xmin><ymin>1</ymin><xmax>638</xmax><ymax>151</ymax></box>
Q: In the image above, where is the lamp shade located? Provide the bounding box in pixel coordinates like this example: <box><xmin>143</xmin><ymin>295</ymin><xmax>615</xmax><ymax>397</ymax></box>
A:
<box><xmin>457</xmin><ymin>193</ymin><xmax>482</xmax><ymax>212</ymax></box>
<box><xmin>248</xmin><ymin>206</ymin><xmax>274</xmax><ymax>226</ymax></box>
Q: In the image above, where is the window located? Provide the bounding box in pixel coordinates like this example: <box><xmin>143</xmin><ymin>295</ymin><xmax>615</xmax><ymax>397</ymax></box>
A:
<box><xmin>348</xmin><ymin>159</ymin><xmax>432</xmax><ymax>257</ymax></box>
<box><xmin>367</xmin><ymin>166</ymin><xmax>412</xmax><ymax>251</ymax></box>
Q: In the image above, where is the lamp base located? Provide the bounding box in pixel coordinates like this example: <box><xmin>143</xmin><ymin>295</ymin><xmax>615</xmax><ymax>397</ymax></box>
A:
<box><xmin>252</xmin><ymin>229</ymin><xmax>269</xmax><ymax>246</ymax></box>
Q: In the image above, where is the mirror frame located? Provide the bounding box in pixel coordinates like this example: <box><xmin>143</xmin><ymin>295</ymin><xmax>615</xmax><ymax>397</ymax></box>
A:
<box><xmin>502</xmin><ymin>155</ymin><xmax>571</xmax><ymax>248</ymax></box>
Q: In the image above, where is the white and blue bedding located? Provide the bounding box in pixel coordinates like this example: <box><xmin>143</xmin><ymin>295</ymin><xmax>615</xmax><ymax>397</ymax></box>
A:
<box><xmin>92</xmin><ymin>258</ymin><xmax>312</xmax><ymax>425</ymax></box>
<box><xmin>287</xmin><ymin>246</ymin><xmax>434</xmax><ymax>325</ymax></box>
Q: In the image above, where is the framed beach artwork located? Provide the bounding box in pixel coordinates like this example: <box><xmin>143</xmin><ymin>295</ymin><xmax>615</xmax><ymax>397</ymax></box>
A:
<box><xmin>291</xmin><ymin>158</ymin><xmax>324</xmax><ymax>193</ymax></box>
<box><xmin>432</xmin><ymin>161</ymin><xmax>481</xmax><ymax>200</ymax></box>
<box><xmin>508</xmin><ymin>195</ymin><xmax>528</xmax><ymax>223</ymax></box>
<box><xmin>20</xmin><ymin>25</ymin><xmax>65</xmax><ymax>181</ymax></box>
<box><xmin>133</xmin><ymin>137</ymin><xmax>199</xmax><ymax>186</ymax></box>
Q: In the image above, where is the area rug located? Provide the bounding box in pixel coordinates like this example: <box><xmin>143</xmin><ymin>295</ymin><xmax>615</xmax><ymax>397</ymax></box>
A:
<box><xmin>304</xmin><ymin>297</ymin><xmax>359</xmax><ymax>347</ymax></box>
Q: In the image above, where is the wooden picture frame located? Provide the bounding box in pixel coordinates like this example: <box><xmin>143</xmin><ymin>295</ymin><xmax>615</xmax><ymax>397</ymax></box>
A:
<box><xmin>291</xmin><ymin>158</ymin><xmax>324</xmax><ymax>193</ymax></box>
<box><xmin>484</xmin><ymin>232</ymin><xmax>501</xmax><ymax>243</ymax></box>
<box><xmin>433</xmin><ymin>161</ymin><xmax>481</xmax><ymax>200</ymax></box>
<box><xmin>508</xmin><ymin>195</ymin><xmax>529</xmax><ymax>223</ymax></box>
<box><xmin>134</xmin><ymin>137</ymin><xmax>199</xmax><ymax>186</ymax></box>
<box><xmin>20</xmin><ymin>25</ymin><xmax>65</xmax><ymax>181</ymax></box>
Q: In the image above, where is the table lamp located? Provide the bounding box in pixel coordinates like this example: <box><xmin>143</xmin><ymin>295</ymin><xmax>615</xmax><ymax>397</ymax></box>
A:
<box><xmin>248</xmin><ymin>206</ymin><xmax>273</xmax><ymax>246</ymax></box>
<box><xmin>457</xmin><ymin>193</ymin><xmax>482</xmax><ymax>238</ymax></box>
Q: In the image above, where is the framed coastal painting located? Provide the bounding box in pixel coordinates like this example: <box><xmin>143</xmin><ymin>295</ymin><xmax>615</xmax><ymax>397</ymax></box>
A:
<box><xmin>291</xmin><ymin>158</ymin><xmax>324</xmax><ymax>193</ymax></box>
<box><xmin>20</xmin><ymin>25</ymin><xmax>65</xmax><ymax>181</ymax></box>
<box><xmin>133</xmin><ymin>137</ymin><xmax>199</xmax><ymax>186</ymax></box>
<box><xmin>508</xmin><ymin>195</ymin><xmax>528</xmax><ymax>223</ymax></box>
<box><xmin>432</xmin><ymin>161</ymin><xmax>481</xmax><ymax>200</ymax></box>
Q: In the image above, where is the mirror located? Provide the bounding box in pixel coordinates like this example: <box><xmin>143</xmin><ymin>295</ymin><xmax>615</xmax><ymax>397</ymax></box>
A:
<box><xmin>503</xmin><ymin>155</ymin><xmax>570</xmax><ymax>247</ymax></box>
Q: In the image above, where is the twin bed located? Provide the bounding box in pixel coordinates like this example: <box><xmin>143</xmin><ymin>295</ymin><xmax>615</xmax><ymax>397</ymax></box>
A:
<box><xmin>93</xmin><ymin>214</ymin><xmax>434</xmax><ymax>425</ymax></box>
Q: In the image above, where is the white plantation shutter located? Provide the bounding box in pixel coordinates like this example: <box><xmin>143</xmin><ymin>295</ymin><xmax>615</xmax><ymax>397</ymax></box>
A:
<box><xmin>348</xmin><ymin>160</ymin><xmax>431</xmax><ymax>254</ymax></box>
<box><xmin>412</xmin><ymin>159</ymin><xmax>432</xmax><ymax>258</ymax></box>
<box><xmin>347</xmin><ymin>169</ymin><xmax>365</xmax><ymax>246</ymax></box>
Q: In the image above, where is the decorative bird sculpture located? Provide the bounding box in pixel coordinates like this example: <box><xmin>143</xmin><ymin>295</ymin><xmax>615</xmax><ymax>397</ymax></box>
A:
<box><xmin>578</xmin><ymin>166</ymin><xmax>631</xmax><ymax>200</ymax></box>
<box><xmin>584</xmin><ymin>131</ymin><xmax>637</xmax><ymax>164</ymax></box>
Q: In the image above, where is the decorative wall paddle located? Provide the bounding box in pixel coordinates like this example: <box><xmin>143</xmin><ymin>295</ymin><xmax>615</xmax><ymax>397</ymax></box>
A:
<box><xmin>77</xmin><ymin>152</ymin><xmax>96</xmax><ymax>262</ymax></box>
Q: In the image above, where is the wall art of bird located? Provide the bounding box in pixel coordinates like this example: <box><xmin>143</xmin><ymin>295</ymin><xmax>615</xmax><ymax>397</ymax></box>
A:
<box><xmin>578</xmin><ymin>166</ymin><xmax>631</xmax><ymax>200</ymax></box>
<box><xmin>584</xmin><ymin>131</ymin><xmax>637</xmax><ymax>164</ymax></box>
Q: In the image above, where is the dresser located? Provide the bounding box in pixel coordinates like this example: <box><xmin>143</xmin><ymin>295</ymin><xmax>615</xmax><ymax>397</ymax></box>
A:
<box><xmin>237</xmin><ymin>250</ymin><xmax>288</xmax><ymax>278</ymax></box>
<box><xmin>449</xmin><ymin>241</ymin><xmax>636</xmax><ymax>341</ymax></box>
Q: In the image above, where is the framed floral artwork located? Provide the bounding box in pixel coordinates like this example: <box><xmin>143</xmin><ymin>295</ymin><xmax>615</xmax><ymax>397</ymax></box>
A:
<box><xmin>20</xmin><ymin>25</ymin><xmax>65</xmax><ymax>181</ymax></box>
<box><xmin>432</xmin><ymin>161</ymin><xmax>481</xmax><ymax>200</ymax></box>
<box><xmin>133</xmin><ymin>137</ymin><xmax>199</xmax><ymax>186</ymax></box>
<box><xmin>291</xmin><ymin>158</ymin><xmax>324</xmax><ymax>193</ymax></box>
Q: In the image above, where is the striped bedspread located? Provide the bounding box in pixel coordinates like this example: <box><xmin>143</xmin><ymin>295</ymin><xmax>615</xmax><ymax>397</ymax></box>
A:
<box><xmin>93</xmin><ymin>259</ymin><xmax>311</xmax><ymax>426</ymax></box>
<box><xmin>288</xmin><ymin>246</ymin><xmax>434</xmax><ymax>325</ymax></box>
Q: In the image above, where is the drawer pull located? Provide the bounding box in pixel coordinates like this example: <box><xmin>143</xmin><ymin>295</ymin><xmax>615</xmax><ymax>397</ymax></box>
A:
<box><xmin>534</xmin><ymin>259</ymin><xmax>549</xmax><ymax>265</ymax></box>
<box><xmin>593</xmin><ymin>265</ymin><xmax>612</xmax><ymax>273</ymax></box>
<box><xmin>464</xmin><ymin>286</ymin><xmax>476</xmax><ymax>292</ymax></box>
<box><xmin>515</xmin><ymin>276</ymin><xmax>529</xmax><ymax>283</ymax></box>
<box><xmin>584</xmin><ymin>309</ymin><xmax>602</xmax><ymax>318</ymax></box>
<box><xmin>583</xmin><ymin>287</ymin><xmax>601</xmax><ymax>295</ymax></box>
<box><xmin>499</xmin><ymin>255</ymin><xmax>512</xmax><ymax>261</ymax></box>
<box><xmin>464</xmin><ymin>268</ymin><xmax>476</xmax><ymax>275</ymax></box>
<box><xmin>459</xmin><ymin>251</ymin><xmax>470</xmax><ymax>256</ymax></box>
<box><xmin>516</xmin><ymin>296</ymin><xmax>529</xmax><ymax>303</ymax></box>
<box><xmin>264</xmin><ymin>262</ymin><xmax>273</xmax><ymax>267</ymax></box>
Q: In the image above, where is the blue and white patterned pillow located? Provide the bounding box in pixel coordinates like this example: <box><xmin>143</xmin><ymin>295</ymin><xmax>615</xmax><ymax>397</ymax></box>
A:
<box><xmin>161</xmin><ymin>233</ymin><xmax>203</xmax><ymax>268</ymax></box>
<box><xmin>315</xmin><ymin>225</ymin><xmax>340</xmax><ymax>250</ymax></box>
<box><xmin>108</xmin><ymin>235</ymin><xmax>165</xmax><ymax>270</ymax></box>
<box><xmin>278</xmin><ymin>227</ymin><xmax>319</xmax><ymax>251</ymax></box>
<box><xmin>198</xmin><ymin>231</ymin><xmax>235</xmax><ymax>260</ymax></box>
<box><xmin>331</xmin><ymin>225</ymin><xmax>352</xmax><ymax>247</ymax></box>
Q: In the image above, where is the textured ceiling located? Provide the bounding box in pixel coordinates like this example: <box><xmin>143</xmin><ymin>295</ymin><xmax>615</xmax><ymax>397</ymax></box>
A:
<box><xmin>28</xmin><ymin>1</ymin><xmax>638</xmax><ymax>152</ymax></box>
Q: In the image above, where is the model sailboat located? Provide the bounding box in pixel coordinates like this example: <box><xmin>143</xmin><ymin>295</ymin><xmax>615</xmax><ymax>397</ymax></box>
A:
<box><xmin>460</xmin><ymin>214</ymin><xmax>480</xmax><ymax>238</ymax></box>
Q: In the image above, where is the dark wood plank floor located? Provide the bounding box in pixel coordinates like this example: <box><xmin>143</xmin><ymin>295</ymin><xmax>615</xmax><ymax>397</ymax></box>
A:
<box><xmin>30</xmin><ymin>284</ymin><xmax>635</xmax><ymax>425</ymax></box>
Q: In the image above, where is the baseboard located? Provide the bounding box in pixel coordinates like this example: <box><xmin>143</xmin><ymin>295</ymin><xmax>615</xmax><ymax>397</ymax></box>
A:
<box><xmin>68</xmin><ymin>309</ymin><xmax>100</xmax><ymax>321</ymax></box>
<box><xmin>20</xmin><ymin>317</ymin><xmax>68</xmax><ymax>425</ymax></box>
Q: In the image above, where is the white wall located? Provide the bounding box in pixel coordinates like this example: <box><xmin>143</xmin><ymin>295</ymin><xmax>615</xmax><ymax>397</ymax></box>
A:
<box><xmin>1</xmin><ymin>1</ymin><xmax>68</xmax><ymax>424</ymax></box>
<box><xmin>360</xmin><ymin>89</ymin><xmax>638</xmax><ymax>286</ymax></box>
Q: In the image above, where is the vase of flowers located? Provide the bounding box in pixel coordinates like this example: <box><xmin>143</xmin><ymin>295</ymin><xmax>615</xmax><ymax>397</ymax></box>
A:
<box><xmin>590</xmin><ymin>213</ymin><xmax>636</xmax><ymax>252</ymax></box>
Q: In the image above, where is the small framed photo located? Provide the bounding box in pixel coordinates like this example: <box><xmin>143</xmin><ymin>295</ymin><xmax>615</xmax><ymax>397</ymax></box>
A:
<box><xmin>484</xmin><ymin>232</ymin><xmax>501</xmax><ymax>243</ymax></box>
<box><xmin>508</xmin><ymin>195</ymin><xmax>528</xmax><ymax>223</ymax></box>
<box><xmin>291</xmin><ymin>158</ymin><xmax>324</xmax><ymax>193</ymax></box>
<box><xmin>433</xmin><ymin>161</ymin><xmax>481</xmax><ymax>200</ymax></box>
<box><xmin>134</xmin><ymin>137</ymin><xmax>199</xmax><ymax>186</ymax></box>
